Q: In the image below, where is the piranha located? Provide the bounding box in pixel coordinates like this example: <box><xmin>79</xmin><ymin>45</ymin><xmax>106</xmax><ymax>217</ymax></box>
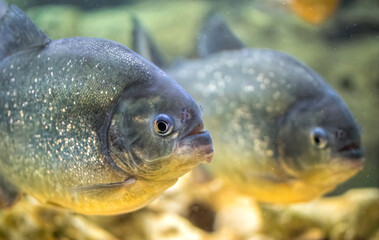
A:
<box><xmin>0</xmin><ymin>4</ymin><xmax>213</xmax><ymax>215</ymax></box>
<box><xmin>132</xmin><ymin>14</ymin><xmax>364</xmax><ymax>204</ymax></box>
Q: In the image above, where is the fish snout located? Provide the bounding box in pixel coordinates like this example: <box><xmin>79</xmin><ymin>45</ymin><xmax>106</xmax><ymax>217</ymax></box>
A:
<box><xmin>335</xmin><ymin>142</ymin><xmax>364</xmax><ymax>169</ymax></box>
<box><xmin>188</xmin><ymin>122</ymin><xmax>205</xmax><ymax>136</ymax></box>
<box><xmin>177</xmin><ymin>123</ymin><xmax>214</xmax><ymax>163</ymax></box>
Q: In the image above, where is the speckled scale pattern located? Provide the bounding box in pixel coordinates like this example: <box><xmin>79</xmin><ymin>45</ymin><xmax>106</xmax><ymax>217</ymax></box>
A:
<box><xmin>0</xmin><ymin>37</ymin><xmax>153</xmax><ymax>204</ymax></box>
<box><xmin>167</xmin><ymin>45</ymin><xmax>362</xmax><ymax>203</ymax></box>
<box><xmin>169</xmin><ymin>48</ymin><xmax>327</xmax><ymax>165</ymax></box>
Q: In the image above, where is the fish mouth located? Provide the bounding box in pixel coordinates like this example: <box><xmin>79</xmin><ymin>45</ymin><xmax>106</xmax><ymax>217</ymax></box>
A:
<box><xmin>178</xmin><ymin>123</ymin><xmax>214</xmax><ymax>163</ymax></box>
<box><xmin>336</xmin><ymin>142</ymin><xmax>364</xmax><ymax>167</ymax></box>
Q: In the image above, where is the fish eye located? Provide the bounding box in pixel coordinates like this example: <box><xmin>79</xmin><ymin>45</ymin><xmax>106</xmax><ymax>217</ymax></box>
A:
<box><xmin>310</xmin><ymin>127</ymin><xmax>329</xmax><ymax>149</ymax></box>
<box><xmin>153</xmin><ymin>114</ymin><xmax>174</xmax><ymax>136</ymax></box>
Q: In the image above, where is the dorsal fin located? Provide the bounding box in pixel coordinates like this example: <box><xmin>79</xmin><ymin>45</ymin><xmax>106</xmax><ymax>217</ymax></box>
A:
<box><xmin>198</xmin><ymin>12</ymin><xmax>245</xmax><ymax>58</ymax></box>
<box><xmin>0</xmin><ymin>0</ymin><xmax>7</xmax><ymax>19</ymax></box>
<box><xmin>132</xmin><ymin>16</ymin><xmax>167</xmax><ymax>69</ymax></box>
<box><xmin>0</xmin><ymin>5</ymin><xmax>51</xmax><ymax>61</ymax></box>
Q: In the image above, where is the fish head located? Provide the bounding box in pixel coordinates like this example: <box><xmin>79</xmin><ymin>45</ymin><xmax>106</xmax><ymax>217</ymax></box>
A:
<box><xmin>277</xmin><ymin>90</ymin><xmax>364</xmax><ymax>190</ymax></box>
<box><xmin>110</xmin><ymin>67</ymin><xmax>213</xmax><ymax>181</ymax></box>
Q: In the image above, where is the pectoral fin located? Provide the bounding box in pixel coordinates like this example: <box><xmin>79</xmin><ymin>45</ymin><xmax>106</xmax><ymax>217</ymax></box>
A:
<box><xmin>71</xmin><ymin>178</ymin><xmax>136</xmax><ymax>200</ymax></box>
<box><xmin>0</xmin><ymin>174</ymin><xmax>19</xmax><ymax>208</ymax></box>
<box><xmin>247</xmin><ymin>172</ymin><xmax>298</xmax><ymax>184</ymax></box>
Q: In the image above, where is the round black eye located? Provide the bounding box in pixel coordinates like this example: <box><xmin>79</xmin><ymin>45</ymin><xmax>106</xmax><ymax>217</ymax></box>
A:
<box><xmin>310</xmin><ymin>127</ymin><xmax>329</xmax><ymax>149</ymax></box>
<box><xmin>153</xmin><ymin>114</ymin><xmax>174</xmax><ymax>136</ymax></box>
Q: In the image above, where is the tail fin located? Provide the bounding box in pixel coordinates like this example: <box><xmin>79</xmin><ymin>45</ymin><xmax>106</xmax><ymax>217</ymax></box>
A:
<box><xmin>132</xmin><ymin>16</ymin><xmax>167</xmax><ymax>69</ymax></box>
<box><xmin>0</xmin><ymin>5</ymin><xmax>51</xmax><ymax>60</ymax></box>
<box><xmin>197</xmin><ymin>12</ymin><xmax>245</xmax><ymax>58</ymax></box>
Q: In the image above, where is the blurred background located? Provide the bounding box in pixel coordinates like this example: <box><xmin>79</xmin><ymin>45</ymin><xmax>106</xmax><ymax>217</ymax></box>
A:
<box><xmin>2</xmin><ymin>0</ymin><xmax>379</xmax><ymax>239</ymax></box>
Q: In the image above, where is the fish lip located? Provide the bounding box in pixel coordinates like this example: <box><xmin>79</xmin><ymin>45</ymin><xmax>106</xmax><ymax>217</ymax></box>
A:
<box><xmin>332</xmin><ymin>156</ymin><xmax>365</xmax><ymax>172</ymax></box>
<box><xmin>338</xmin><ymin>142</ymin><xmax>361</xmax><ymax>153</ymax></box>
<box><xmin>178</xmin><ymin>130</ymin><xmax>214</xmax><ymax>163</ymax></box>
<box><xmin>337</xmin><ymin>142</ymin><xmax>364</xmax><ymax>161</ymax></box>
<box><xmin>333</xmin><ymin>142</ymin><xmax>364</xmax><ymax>170</ymax></box>
<box><xmin>181</xmin><ymin>122</ymin><xmax>205</xmax><ymax>139</ymax></box>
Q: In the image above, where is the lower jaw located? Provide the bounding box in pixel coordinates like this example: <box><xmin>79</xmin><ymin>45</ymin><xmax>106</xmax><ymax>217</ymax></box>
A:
<box><xmin>294</xmin><ymin>163</ymin><xmax>362</xmax><ymax>192</ymax></box>
<box><xmin>197</xmin><ymin>144</ymin><xmax>214</xmax><ymax>163</ymax></box>
<box><xmin>239</xmin><ymin>170</ymin><xmax>359</xmax><ymax>204</ymax></box>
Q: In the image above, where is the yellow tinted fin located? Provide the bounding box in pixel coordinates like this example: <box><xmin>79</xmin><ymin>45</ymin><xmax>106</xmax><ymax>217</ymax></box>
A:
<box><xmin>71</xmin><ymin>178</ymin><xmax>135</xmax><ymax>200</ymax></box>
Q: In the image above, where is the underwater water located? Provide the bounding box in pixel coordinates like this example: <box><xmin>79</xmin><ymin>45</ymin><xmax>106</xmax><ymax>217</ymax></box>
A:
<box><xmin>1</xmin><ymin>0</ymin><xmax>378</xmax><ymax>239</ymax></box>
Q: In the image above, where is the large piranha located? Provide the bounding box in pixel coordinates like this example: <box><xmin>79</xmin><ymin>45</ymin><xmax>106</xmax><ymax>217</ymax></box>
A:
<box><xmin>0</xmin><ymin>4</ymin><xmax>213</xmax><ymax>214</ymax></box>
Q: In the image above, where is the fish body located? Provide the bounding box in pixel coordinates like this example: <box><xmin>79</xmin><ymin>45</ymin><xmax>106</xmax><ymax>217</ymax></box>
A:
<box><xmin>0</xmin><ymin>6</ymin><xmax>213</xmax><ymax>214</ymax></box>
<box><xmin>134</xmin><ymin>14</ymin><xmax>364</xmax><ymax>203</ymax></box>
<box><xmin>168</xmin><ymin>49</ymin><xmax>362</xmax><ymax>203</ymax></box>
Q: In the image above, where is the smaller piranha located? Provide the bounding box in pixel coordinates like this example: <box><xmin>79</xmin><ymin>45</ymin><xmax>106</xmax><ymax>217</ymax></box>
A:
<box><xmin>132</xmin><ymin>13</ymin><xmax>364</xmax><ymax>204</ymax></box>
<box><xmin>0</xmin><ymin>3</ymin><xmax>213</xmax><ymax>215</ymax></box>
